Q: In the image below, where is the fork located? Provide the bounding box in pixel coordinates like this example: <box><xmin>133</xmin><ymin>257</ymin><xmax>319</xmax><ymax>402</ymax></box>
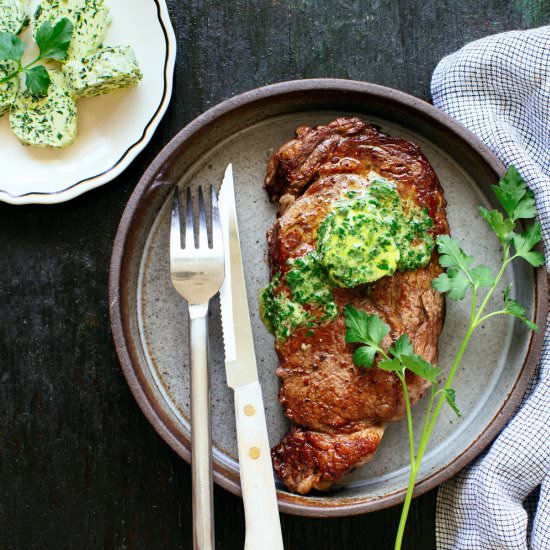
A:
<box><xmin>170</xmin><ymin>186</ymin><xmax>225</xmax><ymax>550</ymax></box>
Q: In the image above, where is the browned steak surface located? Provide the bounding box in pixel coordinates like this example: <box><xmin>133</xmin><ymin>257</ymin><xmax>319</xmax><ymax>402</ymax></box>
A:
<box><xmin>265</xmin><ymin>117</ymin><xmax>449</xmax><ymax>494</ymax></box>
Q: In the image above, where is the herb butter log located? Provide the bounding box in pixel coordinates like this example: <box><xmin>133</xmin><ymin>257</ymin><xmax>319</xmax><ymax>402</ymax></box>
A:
<box><xmin>63</xmin><ymin>45</ymin><xmax>142</xmax><ymax>97</ymax></box>
<box><xmin>32</xmin><ymin>0</ymin><xmax>110</xmax><ymax>60</ymax></box>
<box><xmin>261</xmin><ymin>118</ymin><xmax>449</xmax><ymax>494</ymax></box>
<box><xmin>0</xmin><ymin>60</ymin><xmax>19</xmax><ymax>115</ymax></box>
<box><xmin>0</xmin><ymin>0</ymin><xmax>29</xmax><ymax>34</ymax></box>
<box><xmin>10</xmin><ymin>70</ymin><xmax>77</xmax><ymax>147</ymax></box>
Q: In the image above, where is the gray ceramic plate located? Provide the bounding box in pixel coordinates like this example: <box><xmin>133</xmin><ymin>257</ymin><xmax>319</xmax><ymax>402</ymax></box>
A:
<box><xmin>109</xmin><ymin>79</ymin><xmax>547</xmax><ymax>517</ymax></box>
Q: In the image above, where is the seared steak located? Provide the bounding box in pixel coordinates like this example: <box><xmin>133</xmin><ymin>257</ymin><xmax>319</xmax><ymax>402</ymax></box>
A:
<box><xmin>264</xmin><ymin>117</ymin><xmax>448</xmax><ymax>494</ymax></box>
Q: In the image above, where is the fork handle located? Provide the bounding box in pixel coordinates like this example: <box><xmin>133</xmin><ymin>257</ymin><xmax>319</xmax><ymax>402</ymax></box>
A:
<box><xmin>234</xmin><ymin>381</ymin><xmax>284</xmax><ymax>550</ymax></box>
<box><xmin>189</xmin><ymin>307</ymin><xmax>215</xmax><ymax>550</ymax></box>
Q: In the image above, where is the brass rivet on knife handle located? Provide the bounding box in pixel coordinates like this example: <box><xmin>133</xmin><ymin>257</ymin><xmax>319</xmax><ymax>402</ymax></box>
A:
<box><xmin>248</xmin><ymin>447</ymin><xmax>261</xmax><ymax>460</ymax></box>
<box><xmin>244</xmin><ymin>404</ymin><xmax>256</xmax><ymax>416</ymax></box>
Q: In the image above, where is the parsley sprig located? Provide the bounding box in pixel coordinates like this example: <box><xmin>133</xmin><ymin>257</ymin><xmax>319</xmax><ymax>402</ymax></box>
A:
<box><xmin>0</xmin><ymin>18</ymin><xmax>74</xmax><ymax>97</ymax></box>
<box><xmin>344</xmin><ymin>165</ymin><xmax>543</xmax><ymax>550</ymax></box>
<box><xmin>345</xmin><ymin>305</ymin><xmax>456</xmax><ymax>469</ymax></box>
<box><xmin>345</xmin><ymin>306</ymin><xmax>443</xmax><ymax>385</ymax></box>
<box><xmin>432</xmin><ymin>165</ymin><xmax>544</xmax><ymax>331</ymax></box>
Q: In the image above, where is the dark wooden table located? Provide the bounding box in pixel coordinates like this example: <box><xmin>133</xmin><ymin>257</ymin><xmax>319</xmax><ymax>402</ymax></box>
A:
<box><xmin>1</xmin><ymin>2</ymin><xmax>547</xmax><ymax>549</ymax></box>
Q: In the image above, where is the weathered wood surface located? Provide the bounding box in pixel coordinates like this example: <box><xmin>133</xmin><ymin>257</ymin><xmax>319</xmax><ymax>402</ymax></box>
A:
<box><xmin>0</xmin><ymin>1</ymin><xmax>547</xmax><ymax>548</ymax></box>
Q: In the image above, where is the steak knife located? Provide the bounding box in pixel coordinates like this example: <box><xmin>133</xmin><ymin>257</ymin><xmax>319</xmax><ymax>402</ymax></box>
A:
<box><xmin>218</xmin><ymin>164</ymin><xmax>284</xmax><ymax>550</ymax></box>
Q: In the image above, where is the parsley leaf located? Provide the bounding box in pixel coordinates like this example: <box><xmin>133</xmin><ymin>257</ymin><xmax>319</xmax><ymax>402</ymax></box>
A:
<box><xmin>478</xmin><ymin>206</ymin><xmax>515</xmax><ymax>244</ymax></box>
<box><xmin>344</xmin><ymin>305</ymin><xmax>389</xmax><ymax>369</ymax></box>
<box><xmin>512</xmin><ymin>222</ymin><xmax>545</xmax><ymax>267</ymax></box>
<box><xmin>433</xmin><ymin>236</ymin><xmax>496</xmax><ymax>298</ymax></box>
<box><xmin>378</xmin><ymin>350</ymin><xmax>441</xmax><ymax>383</ymax></box>
<box><xmin>436</xmin><ymin>235</ymin><xmax>474</xmax><ymax>272</ymax></box>
<box><xmin>470</xmin><ymin>265</ymin><xmax>496</xmax><ymax>288</ymax></box>
<box><xmin>344</xmin><ymin>304</ymin><xmax>389</xmax><ymax>346</ymax></box>
<box><xmin>0</xmin><ymin>32</ymin><xmax>25</xmax><ymax>63</ymax></box>
<box><xmin>443</xmin><ymin>389</ymin><xmax>461</xmax><ymax>417</ymax></box>
<box><xmin>432</xmin><ymin>268</ymin><xmax>470</xmax><ymax>300</ymax></box>
<box><xmin>491</xmin><ymin>165</ymin><xmax>536</xmax><ymax>221</ymax></box>
<box><xmin>366</xmin><ymin>314</ymin><xmax>390</xmax><ymax>346</ymax></box>
<box><xmin>344</xmin><ymin>304</ymin><xmax>370</xmax><ymax>344</ymax></box>
<box><xmin>35</xmin><ymin>18</ymin><xmax>74</xmax><ymax>61</ymax></box>
<box><xmin>353</xmin><ymin>346</ymin><xmax>377</xmax><ymax>368</ymax></box>
<box><xmin>401</xmin><ymin>355</ymin><xmax>441</xmax><ymax>383</ymax></box>
<box><xmin>24</xmin><ymin>65</ymin><xmax>50</xmax><ymax>97</ymax></box>
<box><xmin>512</xmin><ymin>192</ymin><xmax>537</xmax><ymax>220</ymax></box>
<box><xmin>377</xmin><ymin>357</ymin><xmax>402</xmax><ymax>373</ymax></box>
<box><xmin>390</xmin><ymin>334</ymin><xmax>414</xmax><ymax>358</ymax></box>
<box><xmin>503</xmin><ymin>286</ymin><xmax>538</xmax><ymax>331</ymax></box>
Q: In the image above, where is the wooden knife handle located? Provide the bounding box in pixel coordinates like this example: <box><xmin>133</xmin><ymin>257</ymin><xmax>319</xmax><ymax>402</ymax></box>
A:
<box><xmin>233</xmin><ymin>381</ymin><xmax>284</xmax><ymax>550</ymax></box>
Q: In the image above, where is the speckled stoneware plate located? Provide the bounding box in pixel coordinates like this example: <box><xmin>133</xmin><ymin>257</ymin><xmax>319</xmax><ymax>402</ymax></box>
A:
<box><xmin>0</xmin><ymin>0</ymin><xmax>175</xmax><ymax>205</ymax></box>
<box><xmin>109</xmin><ymin>79</ymin><xmax>547</xmax><ymax>517</ymax></box>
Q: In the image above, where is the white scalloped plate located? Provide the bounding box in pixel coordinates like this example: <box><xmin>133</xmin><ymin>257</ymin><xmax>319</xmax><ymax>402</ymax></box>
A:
<box><xmin>0</xmin><ymin>0</ymin><xmax>176</xmax><ymax>205</ymax></box>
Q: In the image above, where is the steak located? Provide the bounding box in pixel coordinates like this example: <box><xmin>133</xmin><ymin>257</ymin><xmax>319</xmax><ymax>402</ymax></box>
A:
<box><xmin>264</xmin><ymin>117</ymin><xmax>448</xmax><ymax>494</ymax></box>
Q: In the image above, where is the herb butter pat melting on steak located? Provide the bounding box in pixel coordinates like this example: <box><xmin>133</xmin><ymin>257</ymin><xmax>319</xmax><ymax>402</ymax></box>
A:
<box><xmin>261</xmin><ymin>117</ymin><xmax>448</xmax><ymax>494</ymax></box>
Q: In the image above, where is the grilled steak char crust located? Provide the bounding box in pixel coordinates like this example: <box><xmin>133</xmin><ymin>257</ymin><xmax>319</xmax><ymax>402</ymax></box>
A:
<box><xmin>265</xmin><ymin>117</ymin><xmax>449</xmax><ymax>495</ymax></box>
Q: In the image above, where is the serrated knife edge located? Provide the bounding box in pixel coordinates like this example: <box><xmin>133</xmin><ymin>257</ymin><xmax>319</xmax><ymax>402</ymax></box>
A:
<box><xmin>218</xmin><ymin>163</ymin><xmax>258</xmax><ymax>389</ymax></box>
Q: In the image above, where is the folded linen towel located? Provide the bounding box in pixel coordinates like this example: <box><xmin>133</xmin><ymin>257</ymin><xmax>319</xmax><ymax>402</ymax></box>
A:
<box><xmin>431</xmin><ymin>26</ymin><xmax>550</xmax><ymax>550</ymax></box>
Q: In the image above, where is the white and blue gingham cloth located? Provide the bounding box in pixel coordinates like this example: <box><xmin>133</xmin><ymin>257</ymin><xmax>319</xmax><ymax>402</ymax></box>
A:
<box><xmin>431</xmin><ymin>26</ymin><xmax>550</xmax><ymax>550</ymax></box>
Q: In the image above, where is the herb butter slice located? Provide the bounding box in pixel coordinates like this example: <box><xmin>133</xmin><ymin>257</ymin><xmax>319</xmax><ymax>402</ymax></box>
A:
<box><xmin>0</xmin><ymin>60</ymin><xmax>19</xmax><ymax>115</ymax></box>
<box><xmin>317</xmin><ymin>180</ymin><xmax>435</xmax><ymax>287</ymax></box>
<box><xmin>10</xmin><ymin>70</ymin><xmax>77</xmax><ymax>148</ymax></box>
<box><xmin>32</xmin><ymin>0</ymin><xmax>111</xmax><ymax>60</ymax></box>
<box><xmin>0</xmin><ymin>0</ymin><xmax>30</xmax><ymax>34</ymax></box>
<box><xmin>63</xmin><ymin>45</ymin><xmax>142</xmax><ymax>97</ymax></box>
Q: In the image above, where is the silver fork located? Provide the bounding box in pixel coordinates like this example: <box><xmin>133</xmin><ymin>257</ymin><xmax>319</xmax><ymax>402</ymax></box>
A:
<box><xmin>170</xmin><ymin>186</ymin><xmax>225</xmax><ymax>550</ymax></box>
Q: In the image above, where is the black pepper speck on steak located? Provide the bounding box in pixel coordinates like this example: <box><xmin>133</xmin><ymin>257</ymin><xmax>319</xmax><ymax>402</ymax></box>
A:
<box><xmin>264</xmin><ymin>117</ymin><xmax>448</xmax><ymax>494</ymax></box>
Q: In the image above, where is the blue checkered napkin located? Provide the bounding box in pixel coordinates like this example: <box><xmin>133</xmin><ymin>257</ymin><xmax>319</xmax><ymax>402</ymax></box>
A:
<box><xmin>431</xmin><ymin>26</ymin><xmax>550</xmax><ymax>550</ymax></box>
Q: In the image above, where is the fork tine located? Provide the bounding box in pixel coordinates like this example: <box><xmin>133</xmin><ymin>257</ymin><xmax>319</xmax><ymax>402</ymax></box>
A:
<box><xmin>211</xmin><ymin>185</ymin><xmax>223</xmax><ymax>251</ymax></box>
<box><xmin>185</xmin><ymin>187</ymin><xmax>194</xmax><ymax>248</ymax></box>
<box><xmin>198</xmin><ymin>186</ymin><xmax>208</xmax><ymax>248</ymax></box>
<box><xmin>170</xmin><ymin>189</ymin><xmax>182</xmax><ymax>254</ymax></box>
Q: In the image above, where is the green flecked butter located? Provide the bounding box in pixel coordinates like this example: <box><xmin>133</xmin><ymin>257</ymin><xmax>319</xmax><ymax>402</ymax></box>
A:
<box><xmin>32</xmin><ymin>0</ymin><xmax>82</xmax><ymax>41</ymax></box>
<box><xmin>0</xmin><ymin>0</ymin><xmax>30</xmax><ymax>34</ymax></box>
<box><xmin>285</xmin><ymin>252</ymin><xmax>338</xmax><ymax>321</ymax></box>
<box><xmin>259</xmin><ymin>178</ymin><xmax>436</xmax><ymax>341</ymax></box>
<box><xmin>318</xmin><ymin>180</ymin><xmax>435</xmax><ymax>287</ymax></box>
<box><xmin>0</xmin><ymin>60</ymin><xmax>19</xmax><ymax>116</ymax></box>
<box><xmin>260</xmin><ymin>274</ymin><xmax>312</xmax><ymax>342</ymax></box>
<box><xmin>10</xmin><ymin>70</ymin><xmax>78</xmax><ymax>148</ymax></box>
<box><xmin>63</xmin><ymin>45</ymin><xmax>142</xmax><ymax>98</ymax></box>
<box><xmin>66</xmin><ymin>0</ymin><xmax>110</xmax><ymax>60</ymax></box>
<box><xmin>32</xmin><ymin>0</ymin><xmax>111</xmax><ymax>60</ymax></box>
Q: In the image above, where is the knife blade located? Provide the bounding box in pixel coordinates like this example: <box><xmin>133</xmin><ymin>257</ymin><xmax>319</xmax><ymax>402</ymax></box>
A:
<box><xmin>219</xmin><ymin>163</ymin><xmax>258</xmax><ymax>389</ymax></box>
<box><xmin>218</xmin><ymin>163</ymin><xmax>284</xmax><ymax>550</ymax></box>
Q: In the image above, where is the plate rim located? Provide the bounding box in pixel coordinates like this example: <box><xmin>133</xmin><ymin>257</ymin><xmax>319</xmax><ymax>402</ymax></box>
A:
<box><xmin>0</xmin><ymin>0</ymin><xmax>177</xmax><ymax>206</ymax></box>
<box><xmin>109</xmin><ymin>78</ymin><xmax>548</xmax><ymax>517</ymax></box>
